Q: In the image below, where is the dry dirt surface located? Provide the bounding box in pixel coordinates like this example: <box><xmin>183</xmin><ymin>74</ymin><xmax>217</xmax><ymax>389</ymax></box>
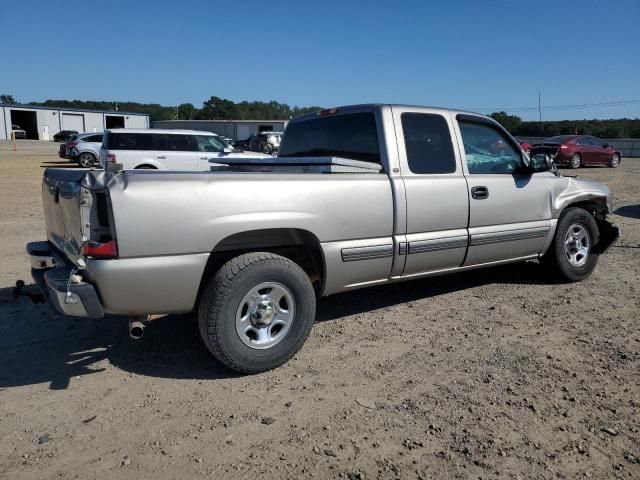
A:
<box><xmin>1</xmin><ymin>140</ymin><xmax>638</xmax><ymax>480</ymax></box>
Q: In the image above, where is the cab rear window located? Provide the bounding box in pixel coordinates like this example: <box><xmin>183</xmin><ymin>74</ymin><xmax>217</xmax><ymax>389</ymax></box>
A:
<box><xmin>279</xmin><ymin>112</ymin><xmax>380</xmax><ymax>164</ymax></box>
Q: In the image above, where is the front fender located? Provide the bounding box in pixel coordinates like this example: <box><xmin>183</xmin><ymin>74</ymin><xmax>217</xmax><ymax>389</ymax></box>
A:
<box><xmin>550</xmin><ymin>176</ymin><xmax>613</xmax><ymax>218</ymax></box>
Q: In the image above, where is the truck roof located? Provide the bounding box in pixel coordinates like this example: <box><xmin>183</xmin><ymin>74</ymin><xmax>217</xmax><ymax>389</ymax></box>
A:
<box><xmin>290</xmin><ymin>103</ymin><xmax>484</xmax><ymax>123</ymax></box>
<box><xmin>105</xmin><ymin>128</ymin><xmax>220</xmax><ymax>135</ymax></box>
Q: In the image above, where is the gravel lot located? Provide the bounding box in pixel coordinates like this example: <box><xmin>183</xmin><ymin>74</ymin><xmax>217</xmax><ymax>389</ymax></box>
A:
<box><xmin>1</xmin><ymin>140</ymin><xmax>638</xmax><ymax>480</ymax></box>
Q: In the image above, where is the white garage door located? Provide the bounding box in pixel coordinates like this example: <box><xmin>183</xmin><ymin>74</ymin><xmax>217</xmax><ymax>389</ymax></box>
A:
<box><xmin>236</xmin><ymin>124</ymin><xmax>252</xmax><ymax>140</ymax></box>
<box><xmin>62</xmin><ymin>113</ymin><xmax>85</xmax><ymax>132</ymax></box>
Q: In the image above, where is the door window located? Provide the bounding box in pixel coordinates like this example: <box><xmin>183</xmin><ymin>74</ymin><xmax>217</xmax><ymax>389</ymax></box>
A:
<box><xmin>401</xmin><ymin>113</ymin><xmax>456</xmax><ymax>174</ymax></box>
<box><xmin>164</xmin><ymin>134</ymin><xmax>197</xmax><ymax>151</ymax></box>
<box><xmin>458</xmin><ymin>122</ymin><xmax>522</xmax><ymax>174</ymax></box>
<box><xmin>196</xmin><ymin>135</ymin><xmax>228</xmax><ymax>152</ymax></box>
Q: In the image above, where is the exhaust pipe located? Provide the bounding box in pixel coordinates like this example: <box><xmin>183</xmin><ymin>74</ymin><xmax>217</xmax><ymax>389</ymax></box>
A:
<box><xmin>128</xmin><ymin>314</ymin><xmax>168</xmax><ymax>340</ymax></box>
<box><xmin>129</xmin><ymin>318</ymin><xmax>145</xmax><ymax>340</ymax></box>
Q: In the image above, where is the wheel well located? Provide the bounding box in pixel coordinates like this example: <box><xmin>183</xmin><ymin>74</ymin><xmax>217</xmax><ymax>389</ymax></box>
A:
<box><xmin>135</xmin><ymin>164</ymin><xmax>157</xmax><ymax>169</ymax></box>
<box><xmin>197</xmin><ymin>228</ymin><xmax>325</xmax><ymax>303</ymax></box>
<box><xmin>564</xmin><ymin>199</ymin><xmax>608</xmax><ymax>220</ymax></box>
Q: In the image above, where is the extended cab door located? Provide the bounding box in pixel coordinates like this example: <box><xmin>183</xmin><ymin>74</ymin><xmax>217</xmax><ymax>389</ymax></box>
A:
<box><xmin>453</xmin><ymin>114</ymin><xmax>552</xmax><ymax>266</ymax></box>
<box><xmin>154</xmin><ymin>134</ymin><xmax>198</xmax><ymax>170</ymax></box>
<box><xmin>392</xmin><ymin>107</ymin><xmax>470</xmax><ymax>276</ymax></box>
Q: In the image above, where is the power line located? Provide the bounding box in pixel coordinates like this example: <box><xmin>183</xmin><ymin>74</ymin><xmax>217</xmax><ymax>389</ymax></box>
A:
<box><xmin>464</xmin><ymin>99</ymin><xmax>640</xmax><ymax>113</ymax></box>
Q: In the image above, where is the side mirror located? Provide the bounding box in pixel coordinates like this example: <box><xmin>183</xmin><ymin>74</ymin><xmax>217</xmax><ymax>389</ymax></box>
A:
<box><xmin>529</xmin><ymin>153</ymin><xmax>555</xmax><ymax>173</ymax></box>
<box><xmin>222</xmin><ymin>147</ymin><xmax>233</xmax><ymax>153</ymax></box>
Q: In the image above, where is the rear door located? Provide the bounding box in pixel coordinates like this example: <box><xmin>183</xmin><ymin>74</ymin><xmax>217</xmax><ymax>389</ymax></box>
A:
<box><xmin>392</xmin><ymin>107</ymin><xmax>469</xmax><ymax>276</ymax></box>
<box><xmin>154</xmin><ymin>134</ymin><xmax>198</xmax><ymax>170</ymax></box>
<box><xmin>454</xmin><ymin>115</ymin><xmax>552</xmax><ymax>266</ymax></box>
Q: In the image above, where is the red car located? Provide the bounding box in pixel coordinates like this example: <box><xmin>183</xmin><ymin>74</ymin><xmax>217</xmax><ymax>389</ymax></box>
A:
<box><xmin>532</xmin><ymin>135</ymin><xmax>621</xmax><ymax>169</ymax></box>
<box><xmin>516</xmin><ymin>138</ymin><xmax>532</xmax><ymax>153</ymax></box>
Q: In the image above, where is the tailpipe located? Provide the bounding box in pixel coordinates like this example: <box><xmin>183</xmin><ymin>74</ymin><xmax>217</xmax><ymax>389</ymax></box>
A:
<box><xmin>129</xmin><ymin>318</ymin><xmax>145</xmax><ymax>340</ymax></box>
<box><xmin>128</xmin><ymin>314</ymin><xmax>167</xmax><ymax>340</ymax></box>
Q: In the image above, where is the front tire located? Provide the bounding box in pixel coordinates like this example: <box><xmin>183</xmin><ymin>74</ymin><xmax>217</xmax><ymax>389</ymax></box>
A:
<box><xmin>542</xmin><ymin>207</ymin><xmax>600</xmax><ymax>282</ymax></box>
<box><xmin>198</xmin><ymin>252</ymin><xmax>316</xmax><ymax>373</ymax></box>
<box><xmin>609</xmin><ymin>153</ymin><xmax>620</xmax><ymax>168</ymax></box>
<box><xmin>569</xmin><ymin>154</ymin><xmax>582</xmax><ymax>169</ymax></box>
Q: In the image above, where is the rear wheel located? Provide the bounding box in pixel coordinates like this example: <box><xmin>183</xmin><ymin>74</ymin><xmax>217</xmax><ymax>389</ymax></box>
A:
<box><xmin>609</xmin><ymin>153</ymin><xmax>620</xmax><ymax>168</ymax></box>
<box><xmin>542</xmin><ymin>207</ymin><xmax>599</xmax><ymax>282</ymax></box>
<box><xmin>198</xmin><ymin>252</ymin><xmax>316</xmax><ymax>373</ymax></box>
<box><xmin>78</xmin><ymin>152</ymin><xmax>96</xmax><ymax>168</ymax></box>
<box><xmin>569</xmin><ymin>154</ymin><xmax>582</xmax><ymax>169</ymax></box>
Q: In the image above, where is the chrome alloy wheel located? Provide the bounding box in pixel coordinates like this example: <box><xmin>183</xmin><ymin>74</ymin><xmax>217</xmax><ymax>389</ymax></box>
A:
<box><xmin>235</xmin><ymin>282</ymin><xmax>295</xmax><ymax>349</ymax></box>
<box><xmin>564</xmin><ymin>223</ymin><xmax>591</xmax><ymax>267</ymax></box>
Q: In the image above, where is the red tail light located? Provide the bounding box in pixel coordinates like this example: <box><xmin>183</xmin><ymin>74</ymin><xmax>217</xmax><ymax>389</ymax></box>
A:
<box><xmin>83</xmin><ymin>240</ymin><xmax>118</xmax><ymax>259</ymax></box>
<box><xmin>560</xmin><ymin>144</ymin><xmax>568</xmax><ymax>149</ymax></box>
<box><xmin>68</xmin><ymin>141</ymin><xmax>78</xmax><ymax>148</ymax></box>
<box><xmin>107</xmin><ymin>153</ymin><xmax>116</xmax><ymax>163</ymax></box>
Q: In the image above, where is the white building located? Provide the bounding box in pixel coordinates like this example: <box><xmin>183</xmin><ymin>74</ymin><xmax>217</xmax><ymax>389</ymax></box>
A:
<box><xmin>0</xmin><ymin>104</ymin><xmax>150</xmax><ymax>141</ymax></box>
<box><xmin>152</xmin><ymin>119</ymin><xmax>288</xmax><ymax>141</ymax></box>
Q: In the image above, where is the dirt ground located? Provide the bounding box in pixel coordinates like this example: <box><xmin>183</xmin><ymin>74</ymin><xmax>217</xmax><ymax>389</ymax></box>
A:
<box><xmin>1</xmin><ymin>140</ymin><xmax>638</xmax><ymax>480</ymax></box>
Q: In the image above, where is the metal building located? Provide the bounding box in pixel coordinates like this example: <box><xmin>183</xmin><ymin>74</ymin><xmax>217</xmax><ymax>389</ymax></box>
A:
<box><xmin>151</xmin><ymin>119</ymin><xmax>288</xmax><ymax>141</ymax></box>
<box><xmin>0</xmin><ymin>104</ymin><xmax>150</xmax><ymax>141</ymax></box>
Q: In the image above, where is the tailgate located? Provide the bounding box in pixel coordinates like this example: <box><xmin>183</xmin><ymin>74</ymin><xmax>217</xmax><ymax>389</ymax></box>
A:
<box><xmin>42</xmin><ymin>168</ymin><xmax>90</xmax><ymax>264</ymax></box>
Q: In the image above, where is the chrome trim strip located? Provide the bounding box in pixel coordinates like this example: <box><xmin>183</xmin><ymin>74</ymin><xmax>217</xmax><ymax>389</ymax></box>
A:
<box><xmin>408</xmin><ymin>235</ymin><xmax>468</xmax><ymax>254</ymax></box>
<box><xmin>341</xmin><ymin>244</ymin><xmax>393</xmax><ymax>262</ymax></box>
<box><xmin>470</xmin><ymin>226</ymin><xmax>550</xmax><ymax>246</ymax></box>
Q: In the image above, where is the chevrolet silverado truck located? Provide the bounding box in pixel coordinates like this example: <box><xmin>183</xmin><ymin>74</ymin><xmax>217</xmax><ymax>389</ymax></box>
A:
<box><xmin>27</xmin><ymin>104</ymin><xmax>619</xmax><ymax>373</ymax></box>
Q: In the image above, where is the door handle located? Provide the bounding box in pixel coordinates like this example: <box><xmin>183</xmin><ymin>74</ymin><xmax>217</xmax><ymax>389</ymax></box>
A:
<box><xmin>471</xmin><ymin>186</ymin><xmax>489</xmax><ymax>200</ymax></box>
<box><xmin>156</xmin><ymin>155</ymin><xmax>166</xmax><ymax>159</ymax></box>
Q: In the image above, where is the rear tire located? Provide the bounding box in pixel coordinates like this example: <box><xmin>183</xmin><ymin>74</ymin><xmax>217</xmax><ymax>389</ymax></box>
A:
<box><xmin>198</xmin><ymin>252</ymin><xmax>316</xmax><ymax>373</ymax></box>
<box><xmin>78</xmin><ymin>152</ymin><xmax>96</xmax><ymax>168</ymax></box>
<box><xmin>541</xmin><ymin>207</ymin><xmax>599</xmax><ymax>282</ymax></box>
<box><xmin>569</xmin><ymin>154</ymin><xmax>581</xmax><ymax>169</ymax></box>
<box><xmin>609</xmin><ymin>153</ymin><xmax>620</xmax><ymax>168</ymax></box>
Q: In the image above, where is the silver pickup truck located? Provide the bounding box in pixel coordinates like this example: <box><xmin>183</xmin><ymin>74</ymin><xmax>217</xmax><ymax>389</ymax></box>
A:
<box><xmin>27</xmin><ymin>104</ymin><xmax>619</xmax><ymax>373</ymax></box>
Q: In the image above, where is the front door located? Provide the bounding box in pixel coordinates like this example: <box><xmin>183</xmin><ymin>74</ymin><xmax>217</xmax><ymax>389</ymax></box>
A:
<box><xmin>195</xmin><ymin>134</ymin><xmax>235</xmax><ymax>170</ymax></box>
<box><xmin>454</xmin><ymin>116</ymin><xmax>552</xmax><ymax>266</ymax></box>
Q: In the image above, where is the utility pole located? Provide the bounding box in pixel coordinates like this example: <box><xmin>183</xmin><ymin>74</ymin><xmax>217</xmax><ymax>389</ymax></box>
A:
<box><xmin>175</xmin><ymin>106</ymin><xmax>179</xmax><ymax>120</ymax></box>
<box><xmin>538</xmin><ymin>91</ymin><xmax>542</xmax><ymax>122</ymax></box>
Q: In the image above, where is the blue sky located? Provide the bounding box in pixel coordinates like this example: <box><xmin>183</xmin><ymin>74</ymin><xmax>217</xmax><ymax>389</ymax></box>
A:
<box><xmin>1</xmin><ymin>0</ymin><xmax>638</xmax><ymax>120</ymax></box>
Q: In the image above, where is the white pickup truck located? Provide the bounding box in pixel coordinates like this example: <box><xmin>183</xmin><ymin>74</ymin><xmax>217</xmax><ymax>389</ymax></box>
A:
<box><xmin>27</xmin><ymin>104</ymin><xmax>618</xmax><ymax>373</ymax></box>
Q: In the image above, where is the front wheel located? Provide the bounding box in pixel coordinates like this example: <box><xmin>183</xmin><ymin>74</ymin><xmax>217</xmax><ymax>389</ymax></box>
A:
<box><xmin>542</xmin><ymin>207</ymin><xmax>600</xmax><ymax>282</ymax></box>
<box><xmin>609</xmin><ymin>153</ymin><xmax>620</xmax><ymax>168</ymax></box>
<box><xmin>198</xmin><ymin>252</ymin><xmax>316</xmax><ymax>373</ymax></box>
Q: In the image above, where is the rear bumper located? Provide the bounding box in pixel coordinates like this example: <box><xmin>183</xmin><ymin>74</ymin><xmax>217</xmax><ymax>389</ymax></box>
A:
<box><xmin>27</xmin><ymin>241</ymin><xmax>104</xmax><ymax>318</ymax></box>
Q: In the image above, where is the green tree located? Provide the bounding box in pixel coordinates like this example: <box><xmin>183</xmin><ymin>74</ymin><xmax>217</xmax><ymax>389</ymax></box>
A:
<box><xmin>178</xmin><ymin>103</ymin><xmax>197</xmax><ymax>120</ymax></box>
<box><xmin>490</xmin><ymin>111</ymin><xmax>522</xmax><ymax>132</ymax></box>
<box><xmin>1</xmin><ymin>94</ymin><xmax>16</xmax><ymax>103</ymax></box>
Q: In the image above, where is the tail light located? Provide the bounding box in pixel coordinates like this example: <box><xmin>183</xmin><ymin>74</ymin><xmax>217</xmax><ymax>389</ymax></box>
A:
<box><xmin>68</xmin><ymin>141</ymin><xmax>78</xmax><ymax>148</ymax></box>
<box><xmin>83</xmin><ymin>240</ymin><xmax>118</xmax><ymax>259</ymax></box>
<box><xmin>560</xmin><ymin>144</ymin><xmax>568</xmax><ymax>149</ymax></box>
<box><xmin>107</xmin><ymin>153</ymin><xmax>116</xmax><ymax>163</ymax></box>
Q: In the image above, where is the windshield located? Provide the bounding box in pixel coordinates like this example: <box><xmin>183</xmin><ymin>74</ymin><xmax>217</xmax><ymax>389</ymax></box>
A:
<box><xmin>279</xmin><ymin>112</ymin><xmax>380</xmax><ymax>163</ymax></box>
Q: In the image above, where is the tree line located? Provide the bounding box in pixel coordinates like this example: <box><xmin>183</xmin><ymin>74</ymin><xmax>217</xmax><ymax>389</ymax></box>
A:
<box><xmin>2</xmin><ymin>93</ymin><xmax>639</xmax><ymax>138</ymax></box>
<box><xmin>3</xmin><ymin>94</ymin><xmax>321</xmax><ymax>123</ymax></box>
<box><xmin>490</xmin><ymin>111</ymin><xmax>640</xmax><ymax>139</ymax></box>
